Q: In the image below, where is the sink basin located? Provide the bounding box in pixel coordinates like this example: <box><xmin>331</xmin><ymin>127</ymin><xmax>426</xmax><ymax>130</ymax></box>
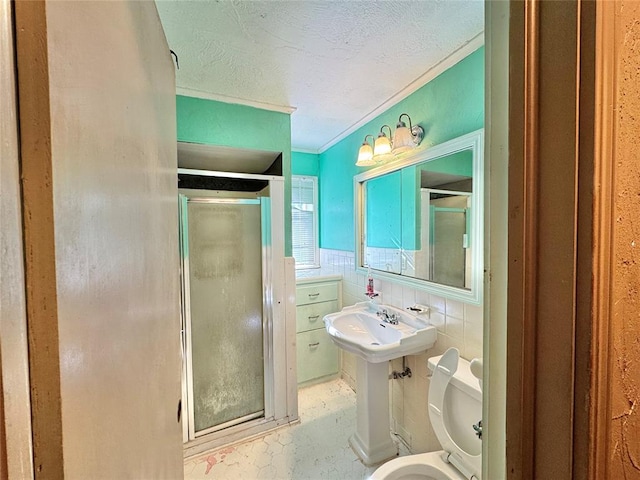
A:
<box><xmin>323</xmin><ymin>302</ymin><xmax>438</xmax><ymax>464</ymax></box>
<box><xmin>324</xmin><ymin>302</ymin><xmax>437</xmax><ymax>363</ymax></box>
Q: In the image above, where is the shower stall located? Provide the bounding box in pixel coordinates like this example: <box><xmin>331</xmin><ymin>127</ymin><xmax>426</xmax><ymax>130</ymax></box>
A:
<box><xmin>178</xmin><ymin>167</ymin><xmax>296</xmax><ymax>455</ymax></box>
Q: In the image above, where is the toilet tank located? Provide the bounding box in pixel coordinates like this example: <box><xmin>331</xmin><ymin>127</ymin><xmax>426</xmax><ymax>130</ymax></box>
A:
<box><xmin>428</xmin><ymin>354</ymin><xmax>482</xmax><ymax>457</ymax></box>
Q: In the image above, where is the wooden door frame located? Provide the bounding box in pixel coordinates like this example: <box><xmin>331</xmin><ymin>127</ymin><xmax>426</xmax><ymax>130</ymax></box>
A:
<box><xmin>506</xmin><ymin>1</ymin><xmax>606</xmax><ymax>478</ymax></box>
<box><xmin>586</xmin><ymin>1</ymin><xmax>615</xmax><ymax>478</ymax></box>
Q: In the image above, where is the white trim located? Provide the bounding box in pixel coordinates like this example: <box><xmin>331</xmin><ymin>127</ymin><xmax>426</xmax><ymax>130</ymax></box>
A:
<box><xmin>176</xmin><ymin>86</ymin><xmax>297</xmax><ymax>114</ymax></box>
<box><xmin>283</xmin><ymin>257</ymin><xmax>299</xmax><ymax>422</ymax></box>
<box><xmin>177</xmin><ymin>167</ymin><xmax>281</xmax><ymax>181</ymax></box>
<box><xmin>318</xmin><ymin>33</ymin><xmax>485</xmax><ymax>154</ymax></box>
<box><xmin>186</xmin><ymin>197</ymin><xmax>261</xmax><ymax>205</ymax></box>
<box><xmin>292</xmin><ymin>147</ymin><xmax>320</xmax><ymax>155</ymax></box>
<box><xmin>268</xmin><ymin>178</ymin><xmax>289</xmax><ymax>422</ymax></box>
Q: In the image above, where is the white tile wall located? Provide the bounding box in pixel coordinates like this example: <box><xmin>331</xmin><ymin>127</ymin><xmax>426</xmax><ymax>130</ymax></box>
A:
<box><xmin>363</xmin><ymin>248</ymin><xmax>419</xmax><ymax>277</ymax></box>
<box><xmin>317</xmin><ymin>248</ymin><xmax>483</xmax><ymax>454</ymax></box>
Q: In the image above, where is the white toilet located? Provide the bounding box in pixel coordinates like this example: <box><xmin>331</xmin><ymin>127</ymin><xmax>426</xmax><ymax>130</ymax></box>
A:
<box><xmin>369</xmin><ymin>348</ymin><xmax>482</xmax><ymax>480</ymax></box>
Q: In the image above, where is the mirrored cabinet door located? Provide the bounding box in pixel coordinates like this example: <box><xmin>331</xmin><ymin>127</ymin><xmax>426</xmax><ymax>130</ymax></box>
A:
<box><xmin>355</xmin><ymin>129</ymin><xmax>484</xmax><ymax>304</ymax></box>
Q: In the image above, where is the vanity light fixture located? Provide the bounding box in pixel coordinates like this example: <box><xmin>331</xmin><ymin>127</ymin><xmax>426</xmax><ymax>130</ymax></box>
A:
<box><xmin>373</xmin><ymin>125</ymin><xmax>393</xmax><ymax>159</ymax></box>
<box><xmin>356</xmin><ymin>134</ymin><xmax>376</xmax><ymax>167</ymax></box>
<box><xmin>391</xmin><ymin>113</ymin><xmax>424</xmax><ymax>154</ymax></box>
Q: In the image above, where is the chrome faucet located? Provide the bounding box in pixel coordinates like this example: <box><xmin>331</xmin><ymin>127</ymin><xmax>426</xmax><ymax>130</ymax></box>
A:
<box><xmin>473</xmin><ymin>420</ymin><xmax>483</xmax><ymax>439</ymax></box>
<box><xmin>376</xmin><ymin>309</ymin><xmax>399</xmax><ymax>325</ymax></box>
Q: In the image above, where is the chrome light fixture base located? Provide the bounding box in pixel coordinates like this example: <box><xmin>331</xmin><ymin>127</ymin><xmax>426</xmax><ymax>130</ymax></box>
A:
<box><xmin>410</xmin><ymin>124</ymin><xmax>425</xmax><ymax>146</ymax></box>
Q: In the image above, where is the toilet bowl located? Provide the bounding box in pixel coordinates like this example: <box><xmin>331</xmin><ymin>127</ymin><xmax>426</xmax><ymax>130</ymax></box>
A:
<box><xmin>369</xmin><ymin>348</ymin><xmax>482</xmax><ymax>480</ymax></box>
<box><xmin>369</xmin><ymin>451</ymin><xmax>465</xmax><ymax>480</ymax></box>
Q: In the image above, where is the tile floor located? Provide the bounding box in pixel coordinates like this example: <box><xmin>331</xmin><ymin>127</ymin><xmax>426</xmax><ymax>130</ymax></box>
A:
<box><xmin>184</xmin><ymin>378</ymin><xmax>409</xmax><ymax>480</ymax></box>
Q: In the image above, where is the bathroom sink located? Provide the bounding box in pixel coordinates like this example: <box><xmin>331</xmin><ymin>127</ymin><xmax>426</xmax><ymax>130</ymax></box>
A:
<box><xmin>324</xmin><ymin>302</ymin><xmax>437</xmax><ymax>363</ymax></box>
<box><xmin>324</xmin><ymin>302</ymin><xmax>438</xmax><ymax>464</ymax></box>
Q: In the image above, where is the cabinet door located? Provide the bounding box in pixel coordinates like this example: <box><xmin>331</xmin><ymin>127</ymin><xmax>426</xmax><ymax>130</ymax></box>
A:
<box><xmin>296</xmin><ymin>329</ymin><xmax>339</xmax><ymax>384</ymax></box>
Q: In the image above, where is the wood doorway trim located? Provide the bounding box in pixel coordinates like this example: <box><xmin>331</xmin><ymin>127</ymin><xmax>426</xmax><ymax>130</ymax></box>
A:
<box><xmin>587</xmin><ymin>1</ymin><xmax>615</xmax><ymax>478</ymax></box>
<box><xmin>506</xmin><ymin>1</ymin><xmax>598</xmax><ymax>478</ymax></box>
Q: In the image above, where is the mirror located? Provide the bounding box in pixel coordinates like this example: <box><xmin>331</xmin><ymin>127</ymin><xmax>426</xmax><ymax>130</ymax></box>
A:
<box><xmin>355</xmin><ymin>129</ymin><xmax>483</xmax><ymax>304</ymax></box>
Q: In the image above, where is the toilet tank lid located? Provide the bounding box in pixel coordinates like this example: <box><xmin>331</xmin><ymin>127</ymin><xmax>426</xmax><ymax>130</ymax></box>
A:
<box><xmin>428</xmin><ymin>354</ymin><xmax>482</xmax><ymax>402</ymax></box>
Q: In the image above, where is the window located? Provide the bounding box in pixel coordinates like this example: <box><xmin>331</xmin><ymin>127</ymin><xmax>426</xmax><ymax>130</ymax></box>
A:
<box><xmin>291</xmin><ymin>175</ymin><xmax>319</xmax><ymax>269</ymax></box>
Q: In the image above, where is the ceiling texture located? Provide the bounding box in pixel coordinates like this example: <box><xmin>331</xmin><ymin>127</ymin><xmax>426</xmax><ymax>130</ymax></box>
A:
<box><xmin>156</xmin><ymin>0</ymin><xmax>484</xmax><ymax>152</ymax></box>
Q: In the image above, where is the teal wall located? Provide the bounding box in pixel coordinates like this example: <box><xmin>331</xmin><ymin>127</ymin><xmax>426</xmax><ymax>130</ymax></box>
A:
<box><xmin>292</xmin><ymin>151</ymin><xmax>320</xmax><ymax>176</ymax></box>
<box><xmin>318</xmin><ymin>47</ymin><xmax>485</xmax><ymax>251</ymax></box>
<box><xmin>176</xmin><ymin>95</ymin><xmax>293</xmax><ymax>255</ymax></box>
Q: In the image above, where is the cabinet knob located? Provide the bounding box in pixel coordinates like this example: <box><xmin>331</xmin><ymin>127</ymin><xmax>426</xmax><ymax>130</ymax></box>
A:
<box><xmin>308</xmin><ymin>342</ymin><xmax>320</xmax><ymax>347</ymax></box>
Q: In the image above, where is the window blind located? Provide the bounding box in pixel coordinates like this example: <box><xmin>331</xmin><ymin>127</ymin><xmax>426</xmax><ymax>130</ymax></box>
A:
<box><xmin>291</xmin><ymin>176</ymin><xmax>318</xmax><ymax>268</ymax></box>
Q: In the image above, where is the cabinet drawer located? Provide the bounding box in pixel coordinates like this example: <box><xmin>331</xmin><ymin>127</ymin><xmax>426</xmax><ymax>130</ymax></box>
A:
<box><xmin>296</xmin><ymin>300</ymin><xmax>339</xmax><ymax>333</ymax></box>
<box><xmin>296</xmin><ymin>329</ymin><xmax>339</xmax><ymax>384</ymax></box>
<box><xmin>296</xmin><ymin>282</ymin><xmax>339</xmax><ymax>306</ymax></box>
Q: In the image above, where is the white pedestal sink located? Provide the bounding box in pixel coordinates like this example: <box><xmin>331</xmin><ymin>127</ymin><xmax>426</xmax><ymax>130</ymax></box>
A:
<box><xmin>324</xmin><ymin>302</ymin><xmax>437</xmax><ymax>466</ymax></box>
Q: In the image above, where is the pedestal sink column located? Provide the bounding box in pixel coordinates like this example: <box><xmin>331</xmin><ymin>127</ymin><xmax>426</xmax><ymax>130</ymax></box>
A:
<box><xmin>349</xmin><ymin>356</ymin><xmax>398</xmax><ymax>465</ymax></box>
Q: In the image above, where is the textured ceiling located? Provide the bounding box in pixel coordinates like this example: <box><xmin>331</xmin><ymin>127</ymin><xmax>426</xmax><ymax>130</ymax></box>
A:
<box><xmin>156</xmin><ymin>0</ymin><xmax>484</xmax><ymax>152</ymax></box>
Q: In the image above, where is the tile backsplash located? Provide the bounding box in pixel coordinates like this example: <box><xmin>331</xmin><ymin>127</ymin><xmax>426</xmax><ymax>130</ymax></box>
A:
<box><xmin>318</xmin><ymin>248</ymin><xmax>483</xmax><ymax>361</ymax></box>
<box><xmin>315</xmin><ymin>248</ymin><xmax>483</xmax><ymax>454</ymax></box>
<box><xmin>362</xmin><ymin>246</ymin><xmax>418</xmax><ymax>278</ymax></box>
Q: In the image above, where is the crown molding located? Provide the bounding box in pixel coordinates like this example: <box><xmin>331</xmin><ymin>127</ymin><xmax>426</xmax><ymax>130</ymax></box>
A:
<box><xmin>291</xmin><ymin>147</ymin><xmax>320</xmax><ymax>155</ymax></box>
<box><xmin>176</xmin><ymin>87</ymin><xmax>297</xmax><ymax>114</ymax></box>
<box><xmin>317</xmin><ymin>32</ymin><xmax>485</xmax><ymax>153</ymax></box>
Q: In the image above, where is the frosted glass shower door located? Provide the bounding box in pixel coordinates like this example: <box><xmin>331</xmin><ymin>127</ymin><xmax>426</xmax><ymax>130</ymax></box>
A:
<box><xmin>430</xmin><ymin>206</ymin><xmax>467</xmax><ymax>288</ymax></box>
<box><xmin>183</xmin><ymin>197</ymin><xmax>265</xmax><ymax>437</ymax></box>
<box><xmin>428</xmin><ymin>192</ymin><xmax>471</xmax><ymax>289</ymax></box>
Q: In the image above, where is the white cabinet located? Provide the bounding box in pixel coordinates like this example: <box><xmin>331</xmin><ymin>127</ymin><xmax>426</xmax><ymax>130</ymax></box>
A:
<box><xmin>296</xmin><ymin>279</ymin><xmax>341</xmax><ymax>385</ymax></box>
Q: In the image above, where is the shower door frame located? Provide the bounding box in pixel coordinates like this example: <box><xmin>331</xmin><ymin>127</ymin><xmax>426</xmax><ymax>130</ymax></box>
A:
<box><xmin>178</xmin><ymin>170</ymin><xmax>290</xmax><ymax>454</ymax></box>
<box><xmin>181</xmin><ymin>196</ymin><xmax>271</xmax><ymax>440</ymax></box>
